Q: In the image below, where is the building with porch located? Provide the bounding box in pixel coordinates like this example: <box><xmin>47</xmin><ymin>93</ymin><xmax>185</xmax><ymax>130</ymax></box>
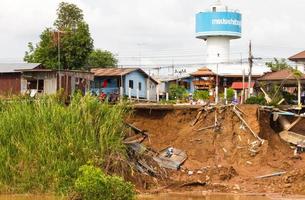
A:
<box><xmin>155</xmin><ymin>75</ymin><xmax>194</xmax><ymax>98</ymax></box>
<box><xmin>90</xmin><ymin>68</ymin><xmax>158</xmax><ymax>101</ymax></box>
<box><xmin>190</xmin><ymin>65</ymin><xmax>266</xmax><ymax>92</ymax></box>
<box><xmin>17</xmin><ymin>69</ymin><xmax>93</xmax><ymax>97</ymax></box>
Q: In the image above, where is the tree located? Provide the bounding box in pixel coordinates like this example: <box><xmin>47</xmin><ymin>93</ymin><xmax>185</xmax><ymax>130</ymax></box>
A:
<box><xmin>54</xmin><ymin>2</ymin><xmax>84</xmax><ymax>30</ymax></box>
<box><xmin>265</xmin><ymin>58</ymin><xmax>291</xmax><ymax>72</ymax></box>
<box><xmin>24</xmin><ymin>2</ymin><xmax>94</xmax><ymax>70</ymax></box>
<box><xmin>87</xmin><ymin>49</ymin><xmax>118</xmax><ymax>68</ymax></box>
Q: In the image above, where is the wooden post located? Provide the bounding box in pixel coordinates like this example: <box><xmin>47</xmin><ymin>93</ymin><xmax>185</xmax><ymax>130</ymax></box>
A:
<box><xmin>224</xmin><ymin>87</ymin><xmax>227</xmax><ymax>104</ymax></box>
<box><xmin>128</xmin><ymin>87</ymin><xmax>131</xmax><ymax>99</ymax></box>
<box><xmin>298</xmin><ymin>79</ymin><xmax>301</xmax><ymax>108</ymax></box>
<box><xmin>156</xmin><ymin>85</ymin><xmax>160</xmax><ymax>102</ymax></box>
<box><xmin>147</xmin><ymin>89</ymin><xmax>150</xmax><ymax>101</ymax></box>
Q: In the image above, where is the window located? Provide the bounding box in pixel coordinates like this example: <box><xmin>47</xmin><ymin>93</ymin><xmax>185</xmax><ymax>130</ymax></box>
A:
<box><xmin>138</xmin><ymin>82</ymin><xmax>142</xmax><ymax>91</ymax></box>
<box><xmin>212</xmin><ymin>7</ymin><xmax>216</xmax><ymax>12</ymax></box>
<box><xmin>129</xmin><ymin>80</ymin><xmax>134</xmax><ymax>89</ymax></box>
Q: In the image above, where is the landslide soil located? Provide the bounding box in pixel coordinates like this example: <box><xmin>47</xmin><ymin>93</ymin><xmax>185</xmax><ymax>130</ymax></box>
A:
<box><xmin>127</xmin><ymin>105</ymin><xmax>305</xmax><ymax>195</ymax></box>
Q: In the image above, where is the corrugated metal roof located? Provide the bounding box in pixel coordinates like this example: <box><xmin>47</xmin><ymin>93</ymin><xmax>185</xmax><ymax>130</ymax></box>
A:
<box><xmin>91</xmin><ymin>68</ymin><xmax>159</xmax><ymax>84</ymax></box>
<box><xmin>154</xmin><ymin>75</ymin><xmax>191</xmax><ymax>82</ymax></box>
<box><xmin>0</xmin><ymin>63</ymin><xmax>41</xmax><ymax>73</ymax></box>
<box><xmin>91</xmin><ymin>68</ymin><xmax>137</xmax><ymax>77</ymax></box>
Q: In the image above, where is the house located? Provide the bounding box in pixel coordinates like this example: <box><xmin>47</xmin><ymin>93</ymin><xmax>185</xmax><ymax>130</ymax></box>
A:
<box><xmin>17</xmin><ymin>69</ymin><xmax>94</xmax><ymax>96</ymax></box>
<box><xmin>191</xmin><ymin>67</ymin><xmax>216</xmax><ymax>90</ymax></box>
<box><xmin>90</xmin><ymin>68</ymin><xmax>158</xmax><ymax>101</ymax></box>
<box><xmin>155</xmin><ymin>75</ymin><xmax>194</xmax><ymax>97</ymax></box>
<box><xmin>257</xmin><ymin>69</ymin><xmax>305</xmax><ymax>85</ymax></box>
<box><xmin>0</xmin><ymin>63</ymin><xmax>93</xmax><ymax>96</ymax></box>
<box><xmin>0</xmin><ymin>63</ymin><xmax>42</xmax><ymax>95</ymax></box>
<box><xmin>257</xmin><ymin>69</ymin><xmax>305</xmax><ymax>105</ymax></box>
<box><xmin>289</xmin><ymin>50</ymin><xmax>305</xmax><ymax>73</ymax></box>
<box><xmin>190</xmin><ymin>65</ymin><xmax>269</xmax><ymax>93</ymax></box>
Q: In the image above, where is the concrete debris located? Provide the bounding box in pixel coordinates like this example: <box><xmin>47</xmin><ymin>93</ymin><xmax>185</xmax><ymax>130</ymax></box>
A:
<box><xmin>187</xmin><ymin>171</ymin><xmax>194</xmax><ymax>176</ymax></box>
<box><xmin>246</xmin><ymin>161</ymin><xmax>253</xmax><ymax>165</ymax></box>
<box><xmin>249</xmin><ymin>140</ymin><xmax>261</xmax><ymax>156</ymax></box>
<box><xmin>153</xmin><ymin>147</ymin><xmax>187</xmax><ymax>170</ymax></box>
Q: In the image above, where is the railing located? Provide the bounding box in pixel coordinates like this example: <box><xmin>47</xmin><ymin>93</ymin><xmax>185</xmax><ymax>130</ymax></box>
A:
<box><xmin>193</xmin><ymin>80</ymin><xmax>214</xmax><ymax>86</ymax></box>
<box><xmin>90</xmin><ymin>87</ymin><xmax>119</xmax><ymax>95</ymax></box>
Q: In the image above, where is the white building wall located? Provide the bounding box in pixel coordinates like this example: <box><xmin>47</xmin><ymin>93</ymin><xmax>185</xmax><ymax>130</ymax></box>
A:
<box><xmin>44</xmin><ymin>78</ymin><xmax>57</xmax><ymax>94</ymax></box>
<box><xmin>296</xmin><ymin>61</ymin><xmax>305</xmax><ymax>73</ymax></box>
<box><xmin>206</xmin><ymin>36</ymin><xmax>230</xmax><ymax>63</ymax></box>
<box><xmin>20</xmin><ymin>78</ymin><xmax>27</xmax><ymax>94</ymax></box>
<box><xmin>147</xmin><ymin>79</ymin><xmax>157</xmax><ymax>101</ymax></box>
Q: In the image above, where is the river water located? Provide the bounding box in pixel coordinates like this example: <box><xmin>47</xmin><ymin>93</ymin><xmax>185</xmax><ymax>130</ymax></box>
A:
<box><xmin>0</xmin><ymin>193</ymin><xmax>301</xmax><ymax>200</ymax></box>
<box><xmin>138</xmin><ymin>193</ymin><xmax>271</xmax><ymax>200</ymax></box>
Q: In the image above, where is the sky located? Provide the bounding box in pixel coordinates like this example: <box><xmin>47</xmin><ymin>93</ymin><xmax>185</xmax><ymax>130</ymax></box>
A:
<box><xmin>0</xmin><ymin>0</ymin><xmax>305</xmax><ymax>66</ymax></box>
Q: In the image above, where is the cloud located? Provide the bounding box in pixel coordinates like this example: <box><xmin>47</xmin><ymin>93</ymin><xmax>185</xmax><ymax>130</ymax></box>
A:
<box><xmin>0</xmin><ymin>0</ymin><xmax>304</xmax><ymax>64</ymax></box>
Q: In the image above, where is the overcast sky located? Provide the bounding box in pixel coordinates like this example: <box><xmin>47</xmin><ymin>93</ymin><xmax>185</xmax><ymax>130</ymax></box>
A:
<box><xmin>1</xmin><ymin>0</ymin><xmax>305</xmax><ymax>66</ymax></box>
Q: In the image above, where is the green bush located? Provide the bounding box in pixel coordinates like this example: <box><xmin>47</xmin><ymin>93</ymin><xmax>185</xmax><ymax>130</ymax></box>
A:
<box><xmin>75</xmin><ymin>165</ymin><xmax>135</xmax><ymax>200</ymax></box>
<box><xmin>193</xmin><ymin>90</ymin><xmax>209</xmax><ymax>100</ymax></box>
<box><xmin>245</xmin><ymin>96</ymin><xmax>266</xmax><ymax>105</ymax></box>
<box><xmin>169</xmin><ymin>84</ymin><xmax>188</xmax><ymax>101</ymax></box>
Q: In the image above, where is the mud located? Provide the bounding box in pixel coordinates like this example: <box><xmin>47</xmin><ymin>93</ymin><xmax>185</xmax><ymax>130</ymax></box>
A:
<box><xmin>127</xmin><ymin>105</ymin><xmax>305</xmax><ymax>195</ymax></box>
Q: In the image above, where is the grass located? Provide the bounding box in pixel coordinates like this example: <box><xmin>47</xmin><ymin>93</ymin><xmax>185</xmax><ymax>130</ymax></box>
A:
<box><xmin>0</xmin><ymin>93</ymin><xmax>130</xmax><ymax>194</ymax></box>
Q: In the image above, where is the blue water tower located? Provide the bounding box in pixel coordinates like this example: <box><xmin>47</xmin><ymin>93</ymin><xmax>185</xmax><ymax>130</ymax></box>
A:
<box><xmin>196</xmin><ymin>0</ymin><xmax>242</xmax><ymax>63</ymax></box>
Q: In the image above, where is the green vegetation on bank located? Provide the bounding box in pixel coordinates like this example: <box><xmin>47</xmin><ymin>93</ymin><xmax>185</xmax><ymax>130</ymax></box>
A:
<box><xmin>75</xmin><ymin>165</ymin><xmax>134</xmax><ymax>200</ymax></box>
<box><xmin>0</xmin><ymin>94</ymin><xmax>132</xmax><ymax>195</ymax></box>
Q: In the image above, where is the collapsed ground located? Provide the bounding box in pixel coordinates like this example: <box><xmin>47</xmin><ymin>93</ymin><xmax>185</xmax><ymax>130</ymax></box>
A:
<box><xmin>127</xmin><ymin>105</ymin><xmax>305</xmax><ymax>195</ymax></box>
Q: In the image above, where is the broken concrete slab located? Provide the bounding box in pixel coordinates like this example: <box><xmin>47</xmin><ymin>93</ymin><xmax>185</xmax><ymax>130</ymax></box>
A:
<box><xmin>153</xmin><ymin>147</ymin><xmax>187</xmax><ymax>170</ymax></box>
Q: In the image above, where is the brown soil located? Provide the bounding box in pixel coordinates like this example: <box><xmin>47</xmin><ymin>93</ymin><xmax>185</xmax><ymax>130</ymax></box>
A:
<box><xmin>127</xmin><ymin>105</ymin><xmax>305</xmax><ymax>195</ymax></box>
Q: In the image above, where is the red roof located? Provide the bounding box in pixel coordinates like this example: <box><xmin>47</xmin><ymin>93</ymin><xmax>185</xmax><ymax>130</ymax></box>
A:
<box><xmin>258</xmin><ymin>69</ymin><xmax>305</xmax><ymax>81</ymax></box>
<box><xmin>191</xmin><ymin>67</ymin><xmax>215</xmax><ymax>76</ymax></box>
<box><xmin>289</xmin><ymin>50</ymin><xmax>305</xmax><ymax>61</ymax></box>
<box><xmin>231</xmin><ymin>82</ymin><xmax>255</xmax><ymax>90</ymax></box>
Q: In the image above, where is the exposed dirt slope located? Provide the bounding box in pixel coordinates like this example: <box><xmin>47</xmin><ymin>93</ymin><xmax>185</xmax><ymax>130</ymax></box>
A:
<box><xmin>127</xmin><ymin>105</ymin><xmax>305</xmax><ymax>194</ymax></box>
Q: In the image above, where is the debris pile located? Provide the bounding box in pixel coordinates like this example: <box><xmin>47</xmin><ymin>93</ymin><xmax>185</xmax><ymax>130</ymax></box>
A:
<box><xmin>126</xmin><ymin>104</ymin><xmax>305</xmax><ymax>194</ymax></box>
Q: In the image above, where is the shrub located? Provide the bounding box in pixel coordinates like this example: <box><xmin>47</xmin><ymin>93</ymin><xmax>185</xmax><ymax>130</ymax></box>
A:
<box><xmin>168</xmin><ymin>84</ymin><xmax>188</xmax><ymax>101</ymax></box>
<box><xmin>245</xmin><ymin>96</ymin><xmax>266</xmax><ymax>105</ymax></box>
<box><xmin>193</xmin><ymin>90</ymin><xmax>209</xmax><ymax>100</ymax></box>
<box><xmin>75</xmin><ymin>165</ymin><xmax>135</xmax><ymax>200</ymax></box>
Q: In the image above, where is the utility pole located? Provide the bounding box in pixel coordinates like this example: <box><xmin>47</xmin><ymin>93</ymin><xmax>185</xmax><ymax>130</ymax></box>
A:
<box><xmin>215</xmin><ymin>53</ymin><xmax>220</xmax><ymax>104</ymax></box>
<box><xmin>58</xmin><ymin>31</ymin><xmax>60</xmax><ymax>71</ymax></box>
<box><xmin>247</xmin><ymin>40</ymin><xmax>253</xmax><ymax>98</ymax></box>
<box><xmin>241</xmin><ymin>53</ymin><xmax>245</xmax><ymax>104</ymax></box>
